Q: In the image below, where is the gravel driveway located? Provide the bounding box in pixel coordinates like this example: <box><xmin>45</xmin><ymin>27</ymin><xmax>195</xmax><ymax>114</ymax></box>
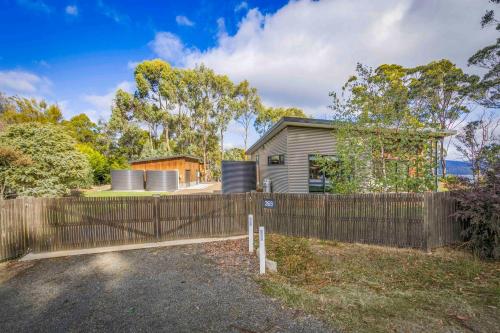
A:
<box><xmin>0</xmin><ymin>240</ymin><xmax>333</xmax><ymax>333</ymax></box>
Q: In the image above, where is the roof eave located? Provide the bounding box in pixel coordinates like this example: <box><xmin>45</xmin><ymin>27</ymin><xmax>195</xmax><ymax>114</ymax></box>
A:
<box><xmin>246</xmin><ymin>117</ymin><xmax>456</xmax><ymax>155</ymax></box>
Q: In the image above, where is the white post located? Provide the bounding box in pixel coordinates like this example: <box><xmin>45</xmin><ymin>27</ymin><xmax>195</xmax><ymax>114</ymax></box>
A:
<box><xmin>259</xmin><ymin>226</ymin><xmax>266</xmax><ymax>274</ymax></box>
<box><xmin>248</xmin><ymin>214</ymin><xmax>254</xmax><ymax>253</ymax></box>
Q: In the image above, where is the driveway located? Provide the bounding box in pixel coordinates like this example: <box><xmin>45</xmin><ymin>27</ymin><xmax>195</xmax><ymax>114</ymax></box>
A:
<box><xmin>0</xmin><ymin>239</ymin><xmax>333</xmax><ymax>333</ymax></box>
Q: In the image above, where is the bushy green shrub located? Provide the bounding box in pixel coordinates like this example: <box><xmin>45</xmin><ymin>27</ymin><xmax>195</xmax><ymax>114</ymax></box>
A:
<box><xmin>76</xmin><ymin>143</ymin><xmax>110</xmax><ymax>184</ymax></box>
<box><xmin>0</xmin><ymin>123</ymin><xmax>92</xmax><ymax>197</ymax></box>
<box><xmin>454</xmin><ymin>161</ymin><xmax>500</xmax><ymax>259</ymax></box>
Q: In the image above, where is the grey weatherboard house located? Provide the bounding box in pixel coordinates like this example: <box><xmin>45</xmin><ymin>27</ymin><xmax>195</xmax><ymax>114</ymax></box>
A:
<box><xmin>246</xmin><ymin>117</ymin><xmax>453</xmax><ymax>193</ymax></box>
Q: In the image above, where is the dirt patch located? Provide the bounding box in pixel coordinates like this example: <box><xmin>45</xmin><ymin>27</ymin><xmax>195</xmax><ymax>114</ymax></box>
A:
<box><xmin>0</xmin><ymin>240</ymin><xmax>334</xmax><ymax>333</ymax></box>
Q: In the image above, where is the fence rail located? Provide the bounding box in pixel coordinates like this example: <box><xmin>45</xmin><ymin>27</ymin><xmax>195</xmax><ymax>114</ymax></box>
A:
<box><xmin>0</xmin><ymin>192</ymin><xmax>461</xmax><ymax>261</ymax></box>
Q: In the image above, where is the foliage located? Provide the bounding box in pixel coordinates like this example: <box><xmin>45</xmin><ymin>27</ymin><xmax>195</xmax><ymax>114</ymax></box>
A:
<box><xmin>468</xmin><ymin>0</ymin><xmax>499</xmax><ymax>109</ymax></box>
<box><xmin>454</xmin><ymin>154</ymin><xmax>500</xmax><ymax>259</ymax></box>
<box><xmin>0</xmin><ymin>145</ymin><xmax>32</xmax><ymax>198</ymax></box>
<box><xmin>406</xmin><ymin>59</ymin><xmax>480</xmax><ymax>176</ymax></box>
<box><xmin>0</xmin><ymin>123</ymin><xmax>92</xmax><ymax>197</ymax></box>
<box><xmin>454</xmin><ymin>112</ymin><xmax>499</xmax><ymax>184</ymax></box>
<box><xmin>234</xmin><ymin>80</ymin><xmax>262</xmax><ymax>150</ymax></box>
<box><xmin>76</xmin><ymin>144</ymin><xmax>110</xmax><ymax>185</ymax></box>
<box><xmin>0</xmin><ymin>96</ymin><xmax>63</xmax><ymax>124</ymax></box>
<box><xmin>326</xmin><ymin>64</ymin><xmax>438</xmax><ymax>193</ymax></box>
<box><xmin>223</xmin><ymin>147</ymin><xmax>246</xmax><ymax>161</ymax></box>
<box><xmin>62</xmin><ymin>113</ymin><xmax>99</xmax><ymax>145</ymax></box>
<box><xmin>254</xmin><ymin>106</ymin><xmax>307</xmax><ymax>136</ymax></box>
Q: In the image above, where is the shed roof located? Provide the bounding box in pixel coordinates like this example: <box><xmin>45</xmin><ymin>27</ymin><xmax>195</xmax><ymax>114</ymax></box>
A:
<box><xmin>130</xmin><ymin>155</ymin><xmax>202</xmax><ymax>164</ymax></box>
<box><xmin>246</xmin><ymin>117</ymin><xmax>456</xmax><ymax>155</ymax></box>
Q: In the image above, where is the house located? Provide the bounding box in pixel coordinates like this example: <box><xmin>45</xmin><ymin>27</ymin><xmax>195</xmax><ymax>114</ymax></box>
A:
<box><xmin>246</xmin><ymin>117</ymin><xmax>454</xmax><ymax>193</ymax></box>
<box><xmin>130</xmin><ymin>155</ymin><xmax>203</xmax><ymax>187</ymax></box>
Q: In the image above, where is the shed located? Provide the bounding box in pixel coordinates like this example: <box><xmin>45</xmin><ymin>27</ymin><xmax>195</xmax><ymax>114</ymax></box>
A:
<box><xmin>130</xmin><ymin>155</ymin><xmax>203</xmax><ymax>187</ymax></box>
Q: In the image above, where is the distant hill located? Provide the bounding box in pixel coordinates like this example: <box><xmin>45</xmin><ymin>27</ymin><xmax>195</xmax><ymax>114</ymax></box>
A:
<box><xmin>439</xmin><ymin>160</ymin><xmax>472</xmax><ymax>176</ymax></box>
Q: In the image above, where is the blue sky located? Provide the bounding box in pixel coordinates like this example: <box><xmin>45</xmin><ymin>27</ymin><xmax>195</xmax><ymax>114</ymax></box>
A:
<box><xmin>0</xmin><ymin>0</ymin><xmax>497</xmax><ymax>156</ymax></box>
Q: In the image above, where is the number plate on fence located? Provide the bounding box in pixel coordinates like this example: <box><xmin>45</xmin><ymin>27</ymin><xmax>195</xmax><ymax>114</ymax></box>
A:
<box><xmin>263</xmin><ymin>199</ymin><xmax>275</xmax><ymax>209</ymax></box>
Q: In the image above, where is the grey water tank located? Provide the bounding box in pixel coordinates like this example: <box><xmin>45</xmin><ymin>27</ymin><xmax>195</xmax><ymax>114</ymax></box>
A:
<box><xmin>146</xmin><ymin>170</ymin><xmax>179</xmax><ymax>191</ymax></box>
<box><xmin>221</xmin><ymin>161</ymin><xmax>256</xmax><ymax>193</ymax></box>
<box><xmin>111</xmin><ymin>170</ymin><xmax>144</xmax><ymax>191</ymax></box>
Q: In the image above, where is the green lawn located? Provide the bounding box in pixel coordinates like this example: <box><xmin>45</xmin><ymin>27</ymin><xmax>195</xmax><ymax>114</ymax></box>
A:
<box><xmin>257</xmin><ymin>235</ymin><xmax>500</xmax><ymax>333</ymax></box>
<box><xmin>84</xmin><ymin>191</ymin><xmax>171</xmax><ymax>197</ymax></box>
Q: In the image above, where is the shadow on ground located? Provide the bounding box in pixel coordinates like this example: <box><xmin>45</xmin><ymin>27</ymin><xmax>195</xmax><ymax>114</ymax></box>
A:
<box><xmin>0</xmin><ymin>241</ymin><xmax>333</xmax><ymax>333</ymax></box>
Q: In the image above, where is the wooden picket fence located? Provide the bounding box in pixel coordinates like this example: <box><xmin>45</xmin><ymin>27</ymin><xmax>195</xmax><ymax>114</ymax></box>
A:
<box><xmin>0</xmin><ymin>192</ymin><xmax>461</xmax><ymax>261</ymax></box>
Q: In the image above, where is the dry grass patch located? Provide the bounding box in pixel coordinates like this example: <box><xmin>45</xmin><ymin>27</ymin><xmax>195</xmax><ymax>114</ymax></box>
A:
<box><xmin>257</xmin><ymin>235</ymin><xmax>500</xmax><ymax>333</ymax></box>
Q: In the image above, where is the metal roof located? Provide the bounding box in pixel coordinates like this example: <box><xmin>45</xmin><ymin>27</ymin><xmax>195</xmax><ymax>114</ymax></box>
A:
<box><xmin>246</xmin><ymin>117</ymin><xmax>456</xmax><ymax>155</ymax></box>
<box><xmin>130</xmin><ymin>155</ymin><xmax>202</xmax><ymax>164</ymax></box>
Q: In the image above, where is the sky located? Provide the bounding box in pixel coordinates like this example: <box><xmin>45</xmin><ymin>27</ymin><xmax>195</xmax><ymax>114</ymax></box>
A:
<box><xmin>0</xmin><ymin>0</ymin><xmax>497</xmax><ymax>159</ymax></box>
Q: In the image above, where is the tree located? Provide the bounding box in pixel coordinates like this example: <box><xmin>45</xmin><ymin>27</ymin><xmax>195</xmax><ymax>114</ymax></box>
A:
<box><xmin>62</xmin><ymin>113</ymin><xmax>99</xmax><ymax>145</ymax></box>
<box><xmin>254</xmin><ymin>107</ymin><xmax>308</xmax><ymax>136</ymax></box>
<box><xmin>109</xmin><ymin>89</ymin><xmax>149</xmax><ymax>160</ymax></box>
<box><xmin>212</xmin><ymin>74</ymin><xmax>237</xmax><ymax>163</ymax></box>
<box><xmin>407</xmin><ymin>59</ymin><xmax>480</xmax><ymax>176</ymax></box>
<box><xmin>76</xmin><ymin>144</ymin><xmax>110</xmax><ymax>185</ymax></box>
<box><xmin>0</xmin><ymin>123</ymin><xmax>92</xmax><ymax>197</ymax></box>
<box><xmin>134</xmin><ymin>59</ymin><xmax>176</xmax><ymax>152</ymax></box>
<box><xmin>328</xmin><ymin>63</ymin><xmax>437</xmax><ymax>193</ymax></box>
<box><xmin>0</xmin><ymin>96</ymin><xmax>63</xmax><ymax>125</ymax></box>
<box><xmin>223</xmin><ymin>148</ymin><xmax>246</xmax><ymax>161</ymax></box>
<box><xmin>189</xmin><ymin>65</ymin><xmax>218</xmax><ymax>181</ymax></box>
<box><xmin>234</xmin><ymin>80</ymin><xmax>261</xmax><ymax>151</ymax></box>
<box><xmin>468</xmin><ymin>0</ymin><xmax>499</xmax><ymax>109</ymax></box>
<box><xmin>454</xmin><ymin>111</ymin><xmax>499</xmax><ymax>185</ymax></box>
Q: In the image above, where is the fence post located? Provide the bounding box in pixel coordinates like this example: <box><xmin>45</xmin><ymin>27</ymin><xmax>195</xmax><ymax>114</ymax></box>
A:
<box><xmin>323</xmin><ymin>195</ymin><xmax>329</xmax><ymax>240</ymax></box>
<box><xmin>153</xmin><ymin>195</ymin><xmax>160</xmax><ymax>239</ymax></box>
<box><xmin>422</xmin><ymin>192</ymin><xmax>432</xmax><ymax>253</ymax></box>
<box><xmin>248</xmin><ymin>214</ymin><xmax>254</xmax><ymax>253</ymax></box>
<box><xmin>259</xmin><ymin>226</ymin><xmax>266</xmax><ymax>274</ymax></box>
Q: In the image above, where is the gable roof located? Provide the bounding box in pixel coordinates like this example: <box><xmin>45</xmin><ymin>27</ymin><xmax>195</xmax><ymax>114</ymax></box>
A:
<box><xmin>130</xmin><ymin>155</ymin><xmax>202</xmax><ymax>164</ymax></box>
<box><xmin>246</xmin><ymin>117</ymin><xmax>456</xmax><ymax>155</ymax></box>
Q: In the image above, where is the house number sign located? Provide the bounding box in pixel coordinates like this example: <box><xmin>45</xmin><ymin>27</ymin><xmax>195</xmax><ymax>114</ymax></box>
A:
<box><xmin>263</xmin><ymin>198</ymin><xmax>275</xmax><ymax>209</ymax></box>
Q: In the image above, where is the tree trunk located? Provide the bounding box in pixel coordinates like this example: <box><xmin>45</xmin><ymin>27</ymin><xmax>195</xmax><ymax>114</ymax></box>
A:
<box><xmin>220</xmin><ymin>130</ymin><xmax>224</xmax><ymax>164</ymax></box>
<box><xmin>440</xmin><ymin>138</ymin><xmax>446</xmax><ymax>178</ymax></box>
<box><xmin>163</xmin><ymin>126</ymin><xmax>170</xmax><ymax>152</ymax></box>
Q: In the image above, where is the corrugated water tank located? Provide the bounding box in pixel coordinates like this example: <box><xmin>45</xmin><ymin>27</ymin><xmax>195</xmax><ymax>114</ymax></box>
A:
<box><xmin>146</xmin><ymin>170</ymin><xmax>179</xmax><ymax>191</ymax></box>
<box><xmin>111</xmin><ymin>170</ymin><xmax>144</xmax><ymax>191</ymax></box>
<box><xmin>221</xmin><ymin>161</ymin><xmax>256</xmax><ymax>193</ymax></box>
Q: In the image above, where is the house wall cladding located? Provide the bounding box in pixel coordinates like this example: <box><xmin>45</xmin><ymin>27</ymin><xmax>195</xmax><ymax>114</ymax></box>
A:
<box><xmin>252</xmin><ymin>126</ymin><xmax>337</xmax><ymax>193</ymax></box>
<box><xmin>252</xmin><ymin>127</ymin><xmax>289</xmax><ymax>192</ymax></box>
<box><xmin>287</xmin><ymin>126</ymin><xmax>337</xmax><ymax>193</ymax></box>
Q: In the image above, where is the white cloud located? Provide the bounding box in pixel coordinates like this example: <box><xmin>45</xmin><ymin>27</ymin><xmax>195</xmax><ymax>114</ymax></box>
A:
<box><xmin>127</xmin><ymin>61</ymin><xmax>141</xmax><ymax>70</ymax></box>
<box><xmin>65</xmin><ymin>5</ymin><xmax>78</xmax><ymax>16</ymax></box>
<box><xmin>97</xmin><ymin>0</ymin><xmax>128</xmax><ymax>24</ymax></box>
<box><xmin>0</xmin><ymin>70</ymin><xmax>52</xmax><ymax>95</ymax></box>
<box><xmin>16</xmin><ymin>0</ymin><xmax>51</xmax><ymax>13</ymax></box>
<box><xmin>82</xmin><ymin>81</ymin><xmax>133</xmax><ymax>120</ymax></box>
<box><xmin>148</xmin><ymin>32</ymin><xmax>194</xmax><ymax>65</ymax></box>
<box><xmin>34</xmin><ymin>60</ymin><xmax>50</xmax><ymax>68</ymax></box>
<box><xmin>235</xmin><ymin>1</ymin><xmax>248</xmax><ymax>12</ymax></box>
<box><xmin>175</xmin><ymin>15</ymin><xmax>194</xmax><ymax>27</ymax></box>
<box><xmin>146</xmin><ymin>0</ymin><xmax>496</xmax><ymax>118</ymax></box>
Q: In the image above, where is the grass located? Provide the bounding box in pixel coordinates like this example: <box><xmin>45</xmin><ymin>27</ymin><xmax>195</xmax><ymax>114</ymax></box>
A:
<box><xmin>257</xmin><ymin>234</ymin><xmax>500</xmax><ymax>333</ymax></box>
<box><xmin>84</xmin><ymin>191</ymin><xmax>171</xmax><ymax>197</ymax></box>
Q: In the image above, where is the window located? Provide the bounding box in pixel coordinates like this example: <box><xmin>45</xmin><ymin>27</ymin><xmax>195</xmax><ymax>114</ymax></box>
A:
<box><xmin>308</xmin><ymin>155</ymin><xmax>336</xmax><ymax>193</ymax></box>
<box><xmin>268</xmin><ymin>154</ymin><xmax>285</xmax><ymax>165</ymax></box>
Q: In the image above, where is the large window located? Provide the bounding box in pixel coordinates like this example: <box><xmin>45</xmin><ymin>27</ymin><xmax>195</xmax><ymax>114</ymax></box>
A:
<box><xmin>268</xmin><ymin>154</ymin><xmax>285</xmax><ymax>165</ymax></box>
<box><xmin>308</xmin><ymin>155</ymin><xmax>336</xmax><ymax>193</ymax></box>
